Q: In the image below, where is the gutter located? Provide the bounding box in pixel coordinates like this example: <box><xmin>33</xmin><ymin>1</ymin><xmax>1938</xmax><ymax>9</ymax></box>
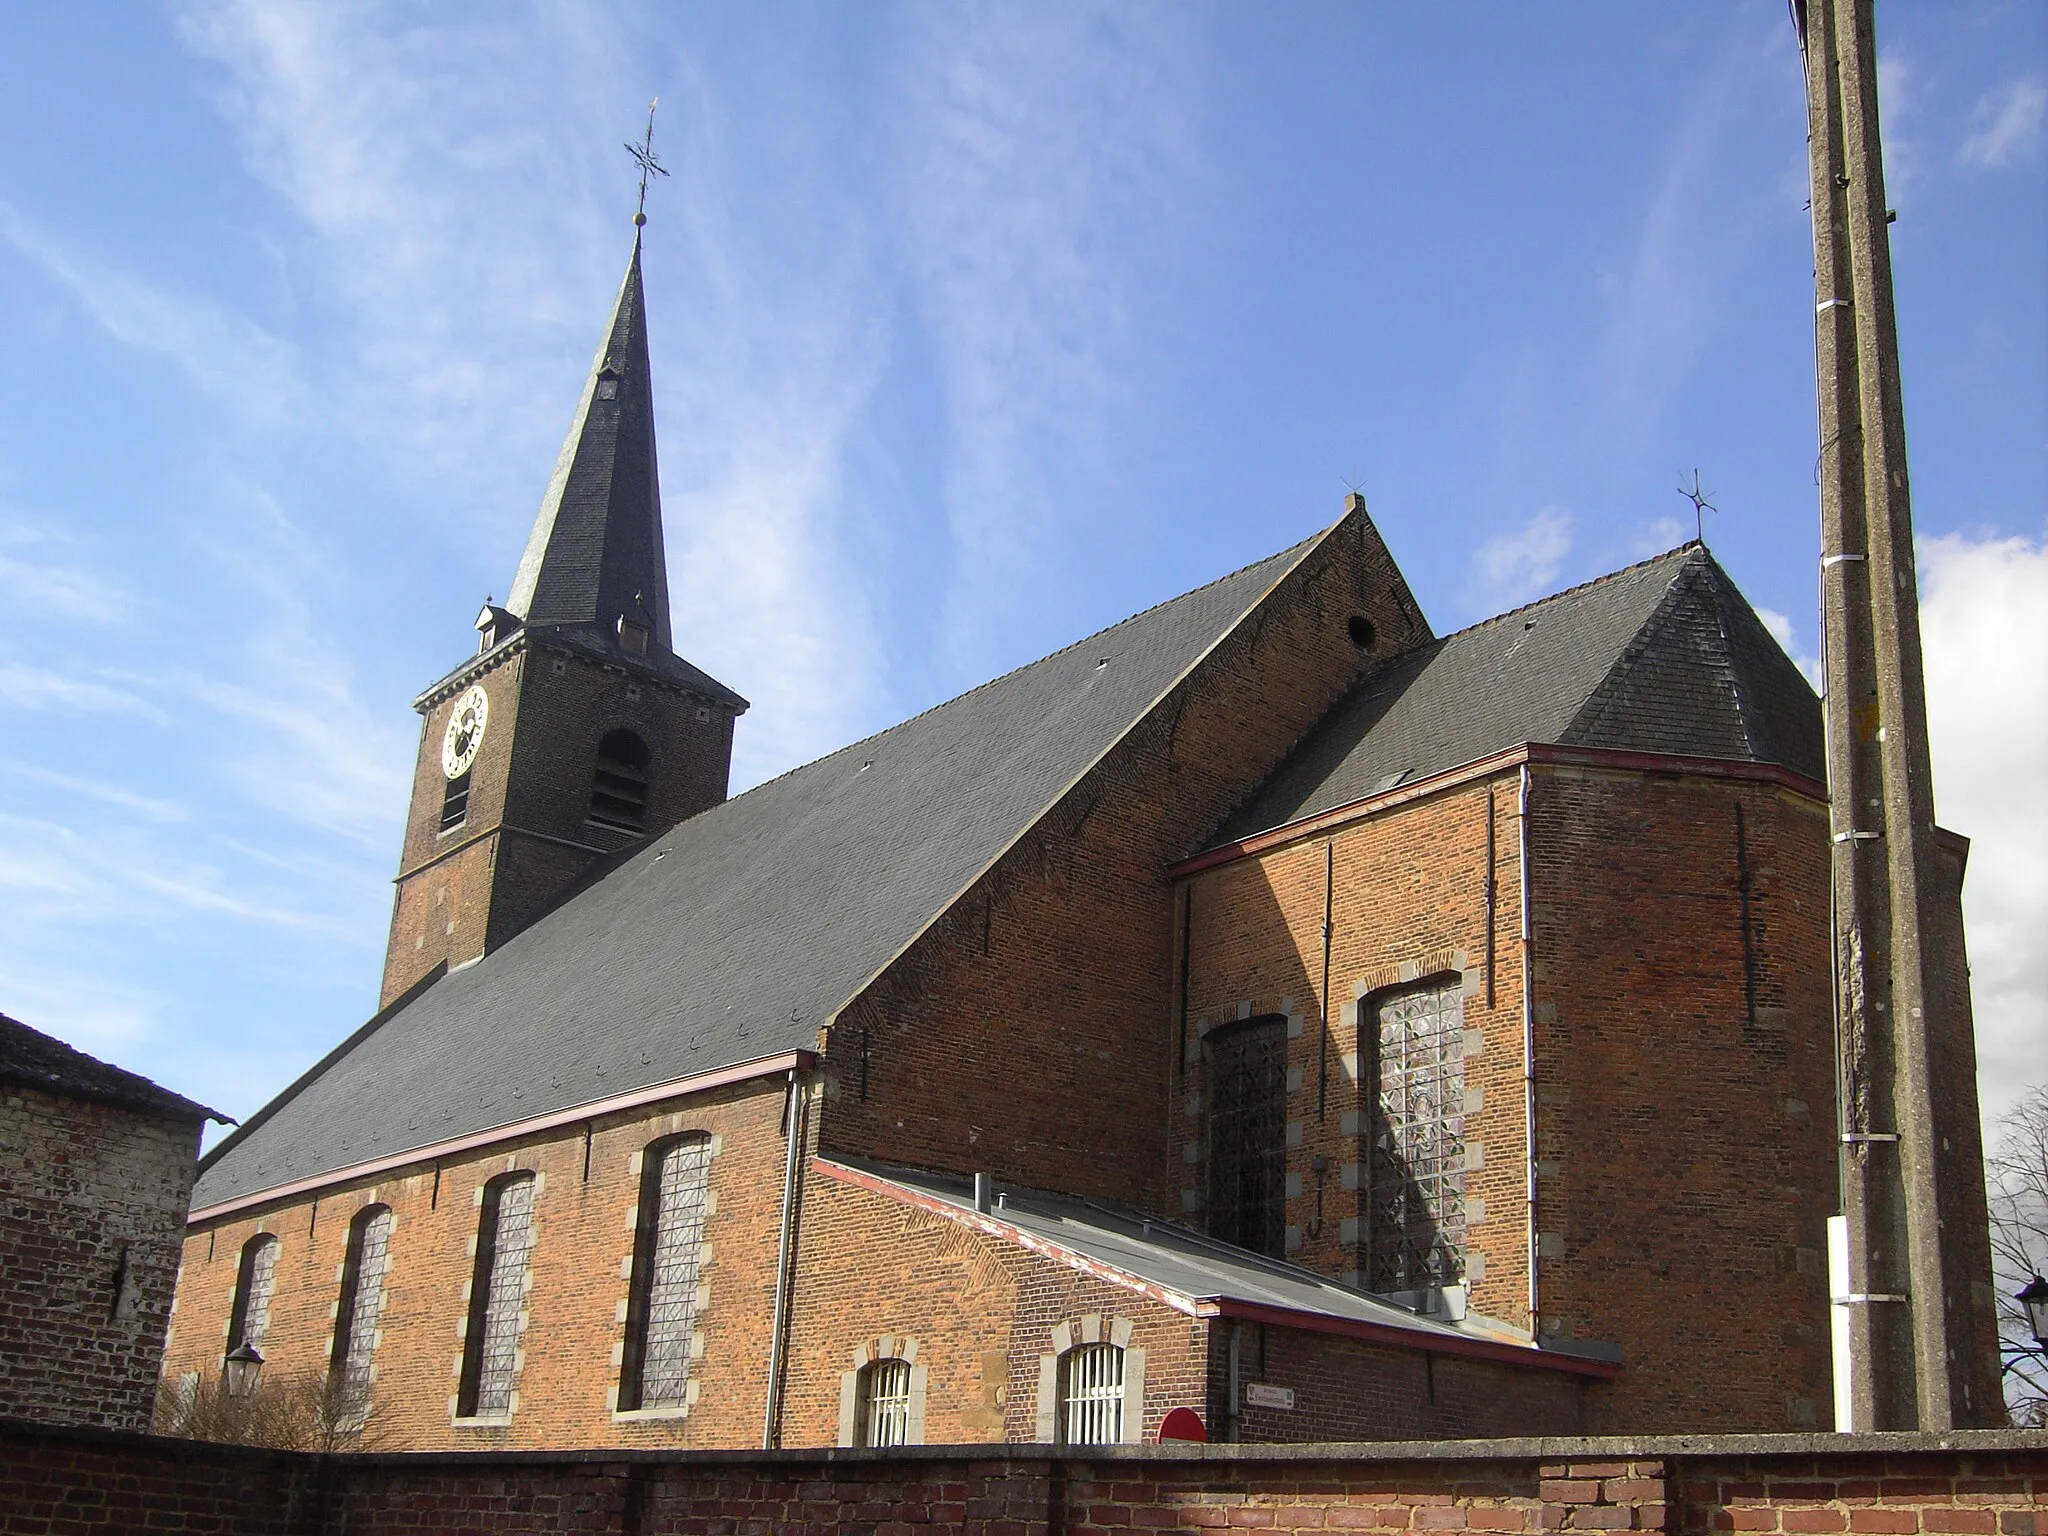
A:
<box><xmin>763</xmin><ymin>1069</ymin><xmax>811</xmax><ymax>1449</ymax></box>
<box><xmin>189</xmin><ymin>1049</ymin><xmax>816</xmax><ymax>1225</ymax></box>
<box><xmin>1519</xmin><ymin>765</ymin><xmax>1541</xmax><ymax>1343</ymax></box>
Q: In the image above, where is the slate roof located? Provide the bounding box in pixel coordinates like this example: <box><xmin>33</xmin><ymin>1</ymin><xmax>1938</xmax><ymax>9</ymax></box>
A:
<box><xmin>0</xmin><ymin>1011</ymin><xmax>223</xmax><ymax>1123</ymax></box>
<box><xmin>192</xmin><ymin>533</ymin><xmax>1327</xmax><ymax>1211</ymax></box>
<box><xmin>508</xmin><ymin>236</ymin><xmax>675</xmax><ymax>651</ymax></box>
<box><xmin>1213</xmin><ymin>544</ymin><xmax>1824</xmax><ymax>846</ymax></box>
<box><xmin>822</xmin><ymin>1157</ymin><xmax>1606</xmax><ymax>1370</ymax></box>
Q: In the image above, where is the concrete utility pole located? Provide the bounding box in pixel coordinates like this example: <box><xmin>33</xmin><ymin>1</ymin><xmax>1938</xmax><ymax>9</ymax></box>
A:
<box><xmin>1796</xmin><ymin>0</ymin><xmax>1977</xmax><ymax>1431</ymax></box>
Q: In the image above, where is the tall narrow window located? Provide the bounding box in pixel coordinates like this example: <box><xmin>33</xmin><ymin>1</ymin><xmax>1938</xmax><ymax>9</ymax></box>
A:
<box><xmin>856</xmin><ymin>1358</ymin><xmax>914</xmax><ymax>1446</ymax></box>
<box><xmin>588</xmin><ymin>729</ymin><xmax>651</xmax><ymax>831</ymax></box>
<box><xmin>1058</xmin><ymin>1343</ymin><xmax>1125</xmax><ymax>1445</ymax></box>
<box><xmin>1367</xmin><ymin>978</ymin><xmax>1468</xmax><ymax>1292</ymax></box>
<box><xmin>1205</xmin><ymin>1014</ymin><xmax>1288</xmax><ymax>1255</ymax></box>
<box><xmin>457</xmin><ymin>1174</ymin><xmax>536</xmax><ymax>1419</ymax></box>
<box><xmin>439</xmin><ymin>771</ymin><xmax>471</xmax><ymax>833</ymax></box>
<box><xmin>330</xmin><ymin>1205</ymin><xmax>393</xmax><ymax>1407</ymax></box>
<box><xmin>225</xmin><ymin>1233</ymin><xmax>279</xmax><ymax>1361</ymax></box>
<box><xmin>618</xmin><ymin>1135</ymin><xmax>711</xmax><ymax>1411</ymax></box>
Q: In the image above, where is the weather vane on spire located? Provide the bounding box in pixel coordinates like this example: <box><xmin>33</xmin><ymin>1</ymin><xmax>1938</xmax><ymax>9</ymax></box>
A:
<box><xmin>626</xmin><ymin>98</ymin><xmax>668</xmax><ymax>227</ymax></box>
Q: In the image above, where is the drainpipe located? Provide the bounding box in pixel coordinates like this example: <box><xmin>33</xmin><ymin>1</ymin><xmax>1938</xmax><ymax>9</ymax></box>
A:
<box><xmin>1519</xmin><ymin>765</ymin><xmax>1540</xmax><ymax>1341</ymax></box>
<box><xmin>763</xmin><ymin>1068</ymin><xmax>808</xmax><ymax>1448</ymax></box>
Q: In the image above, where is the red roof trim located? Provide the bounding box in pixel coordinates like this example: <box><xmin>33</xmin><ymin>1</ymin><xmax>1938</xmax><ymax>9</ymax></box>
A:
<box><xmin>1172</xmin><ymin>744</ymin><xmax>1828</xmax><ymax>878</ymax></box>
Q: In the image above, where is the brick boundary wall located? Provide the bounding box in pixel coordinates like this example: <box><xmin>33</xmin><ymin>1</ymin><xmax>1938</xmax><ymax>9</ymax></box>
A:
<box><xmin>1</xmin><ymin>1421</ymin><xmax>2040</xmax><ymax>1534</ymax></box>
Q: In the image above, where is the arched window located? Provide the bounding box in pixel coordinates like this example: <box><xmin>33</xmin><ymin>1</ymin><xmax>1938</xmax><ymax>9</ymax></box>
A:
<box><xmin>457</xmin><ymin>1173</ymin><xmax>536</xmax><ymax>1420</ymax></box>
<box><xmin>1058</xmin><ymin>1342</ymin><xmax>1126</xmax><ymax>1445</ymax></box>
<box><xmin>1205</xmin><ymin>1014</ymin><xmax>1288</xmax><ymax>1255</ymax></box>
<box><xmin>330</xmin><ymin>1205</ymin><xmax>394</xmax><ymax>1407</ymax></box>
<box><xmin>618</xmin><ymin>1135</ymin><xmax>711</xmax><ymax>1412</ymax></box>
<box><xmin>1366</xmin><ymin>976</ymin><xmax>1468</xmax><ymax>1293</ymax></box>
<box><xmin>225</xmin><ymin>1233</ymin><xmax>279</xmax><ymax>1362</ymax></box>
<box><xmin>856</xmin><ymin>1358</ymin><xmax>914</xmax><ymax>1447</ymax></box>
<box><xmin>588</xmin><ymin>729</ymin><xmax>651</xmax><ymax>831</ymax></box>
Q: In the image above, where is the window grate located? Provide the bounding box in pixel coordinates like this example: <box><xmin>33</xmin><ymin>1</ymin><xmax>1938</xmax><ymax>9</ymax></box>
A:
<box><xmin>1059</xmin><ymin>1343</ymin><xmax>1124</xmax><ymax>1445</ymax></box>
<box><xmin>463</xmin><ymin>1176</ymin><xmax>535</xmax><ymax>1417</ymax></box>
<box><xmin>1205</xmin><ymin>1015</ymin><xmax>1288</xmax><ymax>1255</ymax></box>
<box><xmin>228</xmin><ymin>1235</ymin><xmax>279</xmax><ymax>1356</ymax></box>
<box><xmin>627</xmin><ymin>1137</ymin><xmax>710</xmax><ymax>1410</ymax></box>
<box><xmin>1367</xmin><ymin>980</ymin><xmax>1467</xmax><ymax>1292</ymax></box>
<box><xmin>857</xmin><ymin>1358</ymin><xmax>914</xmax><ymax>1447</ymax></box>
<box><xmin>333</xmin><ymin>1207</ymin><xmax>393</xmax><ymax>1406</ymax></box>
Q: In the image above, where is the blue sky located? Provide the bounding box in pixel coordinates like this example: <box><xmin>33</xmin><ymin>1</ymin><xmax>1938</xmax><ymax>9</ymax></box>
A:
<box><xmin>0</xmin><ymin>3</ymin><xmax>2041</xmax><ymax>1143</ymax></box>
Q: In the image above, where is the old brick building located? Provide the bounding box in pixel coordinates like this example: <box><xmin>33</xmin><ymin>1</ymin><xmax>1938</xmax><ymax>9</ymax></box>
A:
<box><xmin>1</xmin><ymin>1011</ymin><xmax>222</xmax><ymax>1430</ymax></box>
<box><xmin>159</xmin><ymin>236</ymin><xmax>2004</xmax><ymax>1450</ymax></box>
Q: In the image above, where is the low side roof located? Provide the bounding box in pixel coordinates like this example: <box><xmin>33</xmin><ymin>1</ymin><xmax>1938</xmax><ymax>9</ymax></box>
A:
<box><xmin>194</xmin><ymin>532</ymin><xmax>1326</xmax><ymax>1211</ymax></box>
<box><xmin>1214</xmin><ymin>544</ymin><xmax>1823</xmax><ymax>845</ymax></box>
<box><xmin>0</xmin><ymin>1011</ymin><xmax>223</xmax><ymax>1123</ymax></box>
<box><xmin>821</xmin><ymin>1157</ymin><xmax>1610</xmax><ymax>1373</ymax></box>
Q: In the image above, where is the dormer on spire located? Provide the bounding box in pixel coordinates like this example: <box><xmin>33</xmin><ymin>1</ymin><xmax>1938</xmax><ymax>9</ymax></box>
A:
<box><xmin>505</xmin><ymin>238</ymin><xmax>672</xmax><ymax>651</ymax></box>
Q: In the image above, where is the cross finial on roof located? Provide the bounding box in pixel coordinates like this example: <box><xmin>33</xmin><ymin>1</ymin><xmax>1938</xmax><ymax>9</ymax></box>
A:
<box><xmin>626</xmin><ymin>98</ymin><xmax>668</xmax><ymax>228</ymax></box>
<box><xmin>1679</xmin><ymin>469</ymin><xmax>1717</xmax><ymax>544</ymax></box>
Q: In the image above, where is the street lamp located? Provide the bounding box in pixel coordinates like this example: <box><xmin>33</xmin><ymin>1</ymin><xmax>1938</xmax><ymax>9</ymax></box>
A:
<box><xmin>223</xmin><ymin>1343</ymin><xmax>264</xmax><ymax>1399</ymax></box>
<box><xmin>2019</xmin><ymin>1275</ymin><xmax>2048</xmax><ymax>1349</ymax></box>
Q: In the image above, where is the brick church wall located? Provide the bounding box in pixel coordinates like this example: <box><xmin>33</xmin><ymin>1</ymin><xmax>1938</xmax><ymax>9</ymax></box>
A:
<box><xmin>1523</xmin><ymin>766</ymin><xmax>1837</xmax><ymax>1433</ymax></box>
<box><xmin>0</xmin><ymin>1083</ymin><xmax>202</xmax><ymax>1430</ymax></box>
<box><xmin>1174</xmin><ymin>754</ymin><xmax>1844</xmax><ymax>1436</ymax></box>
<box><xmin>166</xmin><ymin>1076</ymin><xmax>792</xmax><ymax>1451</ymax></box>
<box><xmin>816</xmin><ymin>509</ymin><xmax>1433</xmax><ymax>1220</ymax></box>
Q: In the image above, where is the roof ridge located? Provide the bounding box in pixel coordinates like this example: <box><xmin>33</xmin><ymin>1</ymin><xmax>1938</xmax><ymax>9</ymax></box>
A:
<box><xmin>1429</xmin><ymin>541</ymin><xmax>1704</xmax><ymax>647</ymax></box>
<box><xmin>708</xmin><ymin>530</ymin><xmax>1326</xmax><ymax>805</ymax></box>
<box><xmin>1561</xmin><ymin>549</ymin><xmax>1721</xmax><ymax>748</ymax></box>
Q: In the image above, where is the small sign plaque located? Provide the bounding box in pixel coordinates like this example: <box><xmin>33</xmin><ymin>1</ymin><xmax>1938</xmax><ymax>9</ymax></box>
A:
<box><xmin>1243</xmin><ymin>1382</ymin><xmax>1295</xmax><ymax>1410</ymax></box>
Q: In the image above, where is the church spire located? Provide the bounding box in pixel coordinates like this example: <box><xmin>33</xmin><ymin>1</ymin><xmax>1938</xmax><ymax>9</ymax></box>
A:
<box><xmin>505</xmin><ymin>237</ymin><xmax>672</xmax><ymax>651</ymax></box>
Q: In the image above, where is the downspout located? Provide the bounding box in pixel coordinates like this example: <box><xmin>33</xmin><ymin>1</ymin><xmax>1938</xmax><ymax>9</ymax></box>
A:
<box><xmin>763</xmin><ymin>1068</ymin><xmax>808</xmax><ymax>1448</ymax></box>
<box><xmin>1519</xmin><ymin>764</ymin><xmax>1540</xmax><ymax>1341</ymax></box>
<box><xmin>1317</xmin><ymin>839</ymin><xmax>1334</xmax><ymax>1121</ymax></box>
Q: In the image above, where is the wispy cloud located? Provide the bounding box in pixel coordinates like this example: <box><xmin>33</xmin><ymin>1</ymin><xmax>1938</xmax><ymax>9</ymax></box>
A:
<box><xmin>1754</xmin><ymin>607</ymin><xmax>1823</xmax><ymax>689</ymax></box>
<box><xmin>0</xmin><ymin>760</ymin><xmax>188</xmax><ymax>822</ymax></box>
<box><xmin>0</xmin><ymin>519</ymin><xmax>133</xmax><ymax>624</ymax></box>
<box><xmin>1960</xmin><ymin>76</ymin><xmax>2047</xmax><ymax>169</ymax></box>
<box><xmin>0</xmin><ymin>200</ymin><xmax>297</xmax><ymax>419</ymax></box>
<box><xmin>1470</xmin><ymin>506</ymin><xmax>1573</xmax><ymax>612</ymax></box>
<box><xmin>0</xmin><ymin>663</ymin><xmax>163</xmax><ymax>719</ymax></box>
<box><xmin>886</xmin><ymin>3</ymin><xmax>1202</xmax><ymax>681</ymax></box>
<box><xmin>1919</xmin><ymin>524</ymin><xmax>2048</xmax><ymax>1130</ymax></box>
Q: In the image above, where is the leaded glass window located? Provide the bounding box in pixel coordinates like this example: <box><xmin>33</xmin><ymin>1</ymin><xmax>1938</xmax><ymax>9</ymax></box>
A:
<box><xmin>856</xmin><ymin>1358</ymin><xmax>913</xmax><ymax>1446</ymax></box>
<box><xmin>1058</xmin><ymin>1343</ymin><xmax>1125</xmax><ymax>1445</ymax></box>
<box><xmin>1366</xmin><ymin>979</ymin><xmax>1467</xmax><ymax>1292</ymax></box>
<box><xmin>331</xmin><ymin>1205</ymin><xmax>393</xmax><ymax>1405</ymax></box>
<box><xmin>227</xmin><ymin>1234</ymin><xmax>279</xmax><ymax>1357</ymax></box>
<box><xmin>619</xmin><ymin>1135</ymin><xmax>711</xmax><ymax>1411</ymax></box>
<box><xmin>458</xmin><ymin>1174</ymin><xmax>535</xmax><ymax>1418</ymax></box>
<box><xmin>1205</xmin><ymin>1014</ymin><xmax>1287</xmax><ymax>1255</ymax></box>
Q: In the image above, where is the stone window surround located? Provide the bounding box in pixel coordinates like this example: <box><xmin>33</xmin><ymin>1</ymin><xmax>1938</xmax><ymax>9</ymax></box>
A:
<box><xmin>323</xmin><ymin>1197</ymin><xmax>397</xmax><ymax>1397</ymax></box>
<box><xmin>836</xmin><ymin>1334</ymin><xmax>929</xmax><ymax>1447</ymax></box>
<box><xmin>609</xmin><ymin>1122</ymin><xmax>720</xmax><ymax>1422</ymax></box>
<box><xmin>1033</xmin><ymin>1313</ymin><xmax>1145</xmax><ymax>1445</ymax></box>
<box><xmin>450</xmin><ymin>1162</ymin><xmax>544</xmax><ymax>1428</ymax></box>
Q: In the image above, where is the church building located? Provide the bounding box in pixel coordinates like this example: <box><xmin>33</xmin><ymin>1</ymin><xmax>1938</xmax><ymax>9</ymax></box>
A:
<box><xmin>158</xmin><ymin>237</ymin><xmax>2004</xmax><ymax>1449</ymax></box>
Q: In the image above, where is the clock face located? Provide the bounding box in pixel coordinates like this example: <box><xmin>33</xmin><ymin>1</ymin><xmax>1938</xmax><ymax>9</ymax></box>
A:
<box><xmin>441</xmin><ymin>686</ymin><xmax>489</xmax><ymax>779</ymax></box>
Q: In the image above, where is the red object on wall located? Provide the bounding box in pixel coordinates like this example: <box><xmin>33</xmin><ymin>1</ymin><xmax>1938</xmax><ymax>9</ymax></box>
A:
<box><xmin>1156</xmin><ymin>1406</ymin><xmax>1207</xmax><ymax>1442</ymax></box>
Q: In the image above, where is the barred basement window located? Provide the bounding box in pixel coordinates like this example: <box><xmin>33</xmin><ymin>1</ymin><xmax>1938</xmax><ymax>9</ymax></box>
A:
<box><xmin>1366</xmin><ymin>977</ymin><xmax>1468</xmax><ymax>1293</ymax></box>
<box><xmin>440</xmin><ymin>771</ymin><xmax>472</xmax><ymax>833</ymax></box>
<box><xmin>856</xmin><ymin>1358</ymin><xmax>914</xmax><ymax>1447</ymax></box>
<box><xmin>618</xmin><ymin>1135</ymin><xmax>711</xmax><ymax>1411</ymax></box>
<box><xmin>1058</xmin><ymin>1343</ymin><xmax>1125</xmax><ymax>1445</ymax></box>
<box><xmin>1205</xmin><ymin>1014</ymin><xmax>1288</xmax><ymax>1255</ymax></box>
<box><xmin>329</xmin><ymin>1205</ymin><xmax>393</xmax><ymax>1410</ymax></box>
<box><xmin>225</xmin><ymin>1233</ymin><xmax>279</xmax><ymax>1360</ymax></box>
<box><xmin>457</xmin><ymin>1174</ymin><xmax>536</xmax><ymax>1419</ymax></box>
<box><xmin>588</xmin><ymin>728</ymin><xmax>651</xmax><ymax>831</ymax></box>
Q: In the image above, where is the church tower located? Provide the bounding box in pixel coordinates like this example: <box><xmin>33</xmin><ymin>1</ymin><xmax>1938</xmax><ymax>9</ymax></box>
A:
<box><xmin>380</xmin><ymin>237</ymin><xmax>746</xmax><ymax>1006</ymax></box>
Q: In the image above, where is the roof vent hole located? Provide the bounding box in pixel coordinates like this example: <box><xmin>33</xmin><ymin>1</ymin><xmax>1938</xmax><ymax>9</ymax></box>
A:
<box><xmin>1347</xmin><ymin>614</ymin><xmax>1377</xmax><ymax>651</ymax></box>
